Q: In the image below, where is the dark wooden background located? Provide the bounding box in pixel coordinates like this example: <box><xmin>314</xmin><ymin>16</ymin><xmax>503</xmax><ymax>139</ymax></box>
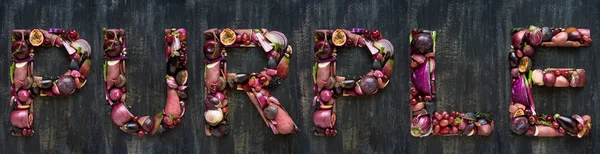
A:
<box><xmin>1</xmin><ymin>0</ymin><xmax>599</xmax><ymax>153</ymax></box>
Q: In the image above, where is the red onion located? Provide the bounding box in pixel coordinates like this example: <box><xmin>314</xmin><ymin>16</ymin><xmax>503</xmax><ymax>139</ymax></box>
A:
<box><xmin>320</xmin><ymin>90</ymin><xmax>333</xmax><ymax>102</ymax></box>
<box><xmin>313</xmin><ymin>109</ymin><xmax>332</xmax><ymax>129</ymax></box>
<box><xmin>111</xmin><ymin>103</ymin><xmax>134</xmax><ymax>126</ymax></box>
<box><xmin>109</xmin><ymin>88</ymin><xmax>122</xmax><ymax>101</ymax></box>
<box><xmin>10</xmin><ymin>110</ymin><xmax>30</xmax><ymax>128</ymax></box>
<box><xmin>17</xmin><ymin>90</ymin><xmax>30</xmax><ymax>102</ymax></box>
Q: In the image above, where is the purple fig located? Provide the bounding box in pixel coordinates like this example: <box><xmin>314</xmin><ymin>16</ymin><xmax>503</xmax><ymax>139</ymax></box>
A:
<box><xmin>276</xmin><ymin>56</ymin><xmax>290</xmax><ymax>79</ymax></box>
<box><xmin>541</xmin><ymin>27</ymin><xmax>553</xmax><ymax>42</ymax></box>
<box><xmin>522</xmin><ymin>44</ymin><xmax>535</xmax><ymax>57</ymax></box>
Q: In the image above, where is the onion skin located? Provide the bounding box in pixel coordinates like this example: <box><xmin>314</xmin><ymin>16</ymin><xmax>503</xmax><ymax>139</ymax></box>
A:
<box><xmin>111</xmin><ymin>103</ymin><xmax>134</xmax><ymax>127</ymax></box>
<box><xmin>313</xmin><ymin>109</ymin><xmax>332</xmax><ymax>129</ymax></box>
<box><xmin>512</xmin><ymin>30</ymin><xmax>527</xmax><ymax>49</ymax></box>
<box><xmin>205</xmin><ymin>109</ymin><xmax>224</xmax><ymax>126</ymax></box>
<box><xmin>10</xmin><ymin>110</ymin><xmax>30</xmax><ymax>128</ymax></box>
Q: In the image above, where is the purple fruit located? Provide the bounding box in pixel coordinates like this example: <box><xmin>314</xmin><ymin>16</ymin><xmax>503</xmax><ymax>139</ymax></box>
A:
<box><xmin>512</xmin><ymin>30</ymin><xmax>526</xmax><ymax>49</ymax></box>
<box><xmin>314</xmin><ymin>40</ymin><xmax>333</xmax><ymax>59</ymax></box>
<box><xmin>103</xmin><ymin>39</ymin><xmax>122</xmax><ymax>57</ymax></box>
<box><xmin>541</xmin><ymin>27</ymin><xmax>553</xmax><ymax>42</ymax></box>
<box><xmin>11</xmin><ymin>40</ymin><xmax>30</xmax><ymax>59</ymax></box>
<box><xmin>359</xmin><ymin>76</ymin><xmax>378</xmax><ymax>94</ymax></box>
<box><xmin>522</xmin><ymin>44</ymin><xmax>535</xmax><ymax>57</ymax></box>
<box><xmin>56</xmin><ymin>76</ymin><xmax>76</xmax><ymax>94</ymax></box>
<box><xmin>511</xmin><ymin>116</ymin><xmax>530</xmax><ymax>135</ymax></box>
<box><xmin>203</xmin><ymin>40</ymin><xmax>221</xmax><ymax>60</ymax></box>
<box><xmin>411</xmin><ymin>33</ymin><xmax>433</xmax><ymax>54</ymax></box>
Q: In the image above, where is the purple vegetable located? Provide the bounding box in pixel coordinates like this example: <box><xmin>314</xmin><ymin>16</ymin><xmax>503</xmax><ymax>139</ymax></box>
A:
<box><xmin>526</xmin><ymin>25</ymin><xmax>542</xmax><ymax>46</ymax></box>
<box><xmin>511</xmin><ymin>74</ymin><xmax>529</xmax><ymax>105</ymax></box>
<box><xmin>411</xmin><ymin>114</ymin><xmax>431</xmax><ymax>136</ymax></box>
<box><xmin>411</xmin><ymin>59</ymin><xmax>432</xmax><ymax>95</ymax></box>
<box><xmin>511</xmin><ymin>116</ymin><xmax>529</xmax><ymax>135</ymax></box>
<box><xmin>411</xmin><ymin>33</ymin><xmax>433</xmax><ymax>54</ymax></box>
<box><xmin>512</xmin><ymin>30</ymin><xmax>526</xmax><ymax>49</ymax></box>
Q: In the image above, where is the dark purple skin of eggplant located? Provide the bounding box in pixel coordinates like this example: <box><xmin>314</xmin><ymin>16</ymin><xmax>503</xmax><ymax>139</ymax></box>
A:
<box><xmin>556</xmin><ymin>116</ymin><xmax>578</xmax><ymax>134</ymax></box>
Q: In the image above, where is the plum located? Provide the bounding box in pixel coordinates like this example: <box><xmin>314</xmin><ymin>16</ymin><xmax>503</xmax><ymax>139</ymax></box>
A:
<box><xmin>411</xmin><ymin>33</ymin><xmax>433</xmax><ymax>54</ymax></box>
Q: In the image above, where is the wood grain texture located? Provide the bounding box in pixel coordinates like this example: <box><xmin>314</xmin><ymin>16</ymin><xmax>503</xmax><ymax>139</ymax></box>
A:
<box><xmin>1</xmin><ymin>0</ymin><xmax>599</xmax><ymax>153</ymax></box>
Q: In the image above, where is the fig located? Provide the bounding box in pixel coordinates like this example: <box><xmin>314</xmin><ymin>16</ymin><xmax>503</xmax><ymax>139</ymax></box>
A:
<box><xmin>103</xmin><ymin>39</ymin><xmax>122</xmax><ymax>57</ymax></box>
<box><xmin>276</xmin><ymin>54</ymin><xmax>291</xmax><ymax>79</ymax></box>
<box><xmin>11</xmin><ymin>40</ymin><xmax>30</xmax><ymax>59</ymax></box>
<box><xmin>359</xmin><ymin>76</ymin><xmax>378</xmax><ymax>95</ymax></box>
<box><xmin>263</xmin><ymin>105</ymin><xmax>279</xmax><ymax>120</ymax></box>
<box><xmin>176</xmin><ymin>70</ymin><xmax>188</xmax><ymax>85</ymax></box>
<box><xmin>314</xmin><ymin>40</ymin><xmax>333</xmax><ymax>59</ymax></box>
<box><xmin>526</xmin><ymin>26</ymin><xmax>542</xmax><ymax>46</ymax></box>
<box><xmin>510</xmin><ymin>116</ymin><xmax>529</xmax><ymax>135</ymax></box>
<box><xmin>541</xmin><ymin>27</ymin><xmax>553</xmax><ymax>42</ymax></box>
<box><xmin>115</xmin><ymin>74</ymin><xmax>126</xmax><ymax>88</ymax></box>
<box><xmin>568</xmin><ymin>31</ymin><xmax>582</xmax><ymax>41</ymax></box>
<box><xmin>135</xmin><ymin>116</ymin><xmax>154</xmax><ymax>132</ymax></box>
<box><xmin>203</xmin><ymin>40</ymin><xmax>221</xmax><ymax>60</ymax></box>
<box><xmin>381</xmin><ymin>59</ymin><xmax>394</xmax><ymax>79</ymax></box>
<box><xmin>522</xmin><ymin>44</ymin><xmax>535</xmax><ymax>57</ymax></box>
<box><xmin>79</xmin><ymin>59</ymin><xmax>92</xmax><ymax>78</ymax></box>
<box><xmin>518</xmin><ymin>56</ymin><xmax>531</xmax><ymax>73</ymax></box>
<box><xmin>411</xmin><ymin>33</ymin><xmax>433</xmax><ymax>54</ymax></box>
<box><xmin>57</xmin><ymin>76</ymin><xmax>76</xmax><ymax>94</ymax></box>
<box><xmin>512</xmin><ymin>30</ymin><xmax>526</xmax><ymax>49</ymax></box>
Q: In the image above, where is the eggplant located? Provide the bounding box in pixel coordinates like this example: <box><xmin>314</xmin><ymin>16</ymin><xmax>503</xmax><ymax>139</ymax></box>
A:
<box><xmin>555</xmin><ymin>115</ymin><xmax>578</xmax><ymax>134</ymax></box>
